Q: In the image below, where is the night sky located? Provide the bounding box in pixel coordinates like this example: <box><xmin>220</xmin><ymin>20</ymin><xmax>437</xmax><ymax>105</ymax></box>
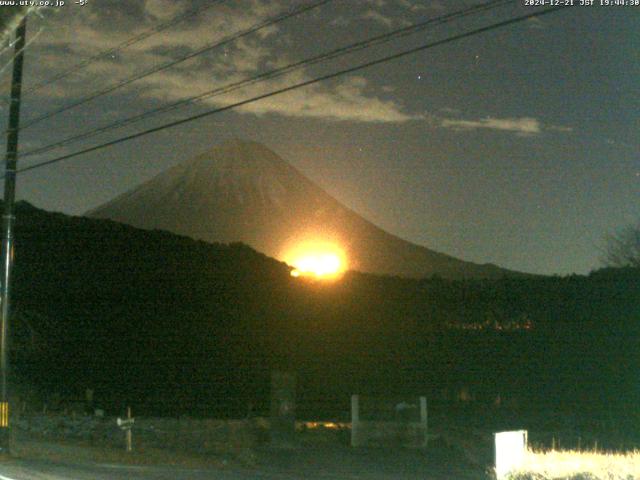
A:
<box><xmin>1</xmin><ymin>0</ymin><xmax>638</xmax><ymax>275</ymax></box>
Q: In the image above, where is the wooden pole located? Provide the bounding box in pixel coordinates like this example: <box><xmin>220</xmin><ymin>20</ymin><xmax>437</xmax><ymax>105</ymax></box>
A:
<box><xmin>351</xmin><ymin>394</ymin><xmax>360</xmax><ymax>447</ymax></box>
<box><xmin>420</xmin><ymin>396</ymin><xmax>428</xmax><ymax>448</ymax></box>
<box><xmin>0</xmin><ymin>15</ymin><xmax>27</xmax><ymax>455</ymax></box>
<box><xmin>126</xmin><ymin>406</ymin><xmax>132</xmax><ymax>452</ymax></box>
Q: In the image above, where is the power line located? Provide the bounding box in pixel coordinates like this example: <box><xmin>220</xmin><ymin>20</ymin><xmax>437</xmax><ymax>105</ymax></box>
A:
<box><xmin>19</xmin><ymin>0</ymin><xmax>333</xmax><ymax>131</ymax></box>
<box><xmin>15</xmin><ymin>5</ymin><xmax>568</xmax><ymax>176</ymax></box>
<box><xmin>20</xmin><ymin>0</ymin><xmax>511</xmax><ymax>159</ymax></box>
<box><xmin>0</xmin><ymin>6</ymin><xmax>61</xmax><ymax>85</ymax></box>
<box><xmin>0</xmin><ymin>25</ymin><xmax>44</xmax><ymax>83</ymax></box>
<box><xmin>0</xmin><ymin>38</ymin><xmax>15</xmax><ymax>60</ymax></box>
<box><xmin>0</xmin><ymin>7</ymin><xmax>68</xmax><ymax>113</ymax></box>
<box><xmin>18</xmin><ymin>0</ymin><xmax>227</xmax><ymax>98</ymax></box>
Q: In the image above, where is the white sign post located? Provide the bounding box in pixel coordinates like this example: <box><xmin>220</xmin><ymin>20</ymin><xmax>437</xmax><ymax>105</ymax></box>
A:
<box><xmin>494</xmin><ymin>430</ymin><xmax>528</xmax><ymax>479</ymax></box>
<box><xmin>117</xmin><ymin>407</ymin><xmax>135</xmax><ymax>452</ymax></box>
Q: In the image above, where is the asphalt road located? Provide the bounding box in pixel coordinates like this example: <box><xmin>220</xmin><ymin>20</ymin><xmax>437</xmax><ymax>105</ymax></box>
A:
<box><xmin>0</xmin><ymin>445</ymin><xmax>489</xmax><ymax>479</ymax></box>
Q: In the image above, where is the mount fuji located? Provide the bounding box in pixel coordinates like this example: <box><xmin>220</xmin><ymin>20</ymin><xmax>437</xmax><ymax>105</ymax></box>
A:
<box><xmin>87</xmin><ymin>139</ymin><xmax>518</xmax><ymax>279</ymax></box>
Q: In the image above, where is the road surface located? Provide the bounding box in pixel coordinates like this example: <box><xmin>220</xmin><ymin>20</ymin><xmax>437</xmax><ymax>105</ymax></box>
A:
<box><xmin>0</xmin><ymin>444</ymin><xmax>488</xmax><ymax>479</ymax></box>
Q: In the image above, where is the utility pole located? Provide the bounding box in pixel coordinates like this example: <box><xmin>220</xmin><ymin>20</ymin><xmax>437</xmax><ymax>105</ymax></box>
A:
<box><xmin>0</xmin><ymin>15</ymin><xmax>27</xmax><ymax>455</ymax></box>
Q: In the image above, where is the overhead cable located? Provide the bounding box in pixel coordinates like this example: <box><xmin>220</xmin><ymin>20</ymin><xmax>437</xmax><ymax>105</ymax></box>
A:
<box><xmin>19</xmin><ymin>0</ymin><xmax>333</xmax><ymax>130</ymax></box>
<box><xmin>20</xmin><ymin>0</ymin><xmax>511</xmax><ymax>158</ymax></box>
<box><xmin>16</xmin><ymin>6</ymin><xmax>569</xmax><ymax>176</ymax></box>
<box><xmin>20</xmin><ymin>0</ymin><xmax>227</xmax><ymax>98</ymax></box>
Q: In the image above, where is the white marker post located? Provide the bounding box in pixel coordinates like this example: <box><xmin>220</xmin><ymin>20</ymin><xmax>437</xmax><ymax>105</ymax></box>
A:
<box><xmin>117</xmin><ymin>407</ymin><xmax>135</xmax><ymax>452</ymax></box>
<box><xmin>494</xmin><ymin>430</ymin><xmax>528</xmax><ymax>479</ymax></box>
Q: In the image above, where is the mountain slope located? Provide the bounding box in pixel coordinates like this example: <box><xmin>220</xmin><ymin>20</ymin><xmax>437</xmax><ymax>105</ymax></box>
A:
<box><xmin>88</xmin><ymin>139</ymin><xmax>518</xmax><ymax>279</ymax></box>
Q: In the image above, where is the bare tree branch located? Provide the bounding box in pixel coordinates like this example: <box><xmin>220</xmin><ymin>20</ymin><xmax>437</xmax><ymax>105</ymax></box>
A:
<box><xmin>604</xmin><ymin>223</ymin><xmax>640</xmax><ymax>268</ymax></box>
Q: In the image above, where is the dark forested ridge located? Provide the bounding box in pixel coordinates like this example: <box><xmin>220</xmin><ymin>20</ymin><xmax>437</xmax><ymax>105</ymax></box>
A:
<box><xmin>8</xmin><ymin>202</ymin><xmax>640</xmax><ymax>433</ymax></box>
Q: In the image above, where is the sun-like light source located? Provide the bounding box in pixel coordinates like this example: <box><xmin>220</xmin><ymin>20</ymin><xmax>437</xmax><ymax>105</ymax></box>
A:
<box><xmin>291</xmin><ymin>252</ymin><xmax>342</xmax><ymax>278</ymax></box>
<box><xmin>284</xmin><ymin>240</ymin><xmax>346</xmax><ymax>280</ymax></box>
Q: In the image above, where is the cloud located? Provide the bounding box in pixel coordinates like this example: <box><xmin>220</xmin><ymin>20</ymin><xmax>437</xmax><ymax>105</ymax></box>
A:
<box><xmin>440</xmin><ymin>116</ymin><xmax>574</xmax><ymax>136</ymax></box>
<box><xmin>441</xmin><ymin>116</ymin><xmax>542</xmax><ymax>136</ymax></box>
<box><xmin>392</xmin><ymin>0</ymin><xmax>432</xmax><ymax>12</ymax></box>
<box><xmin>0</xmin><ymin>6</ymin><xmax>28</xmax><ymax>44</ymax></box>
<box><xmin>547</xmin><ymin>124</ymin><xmax>573</xmax><ymax>133</ymax></box>
<box><xmin>605</xmin><ymin>138</ymin><xmax>639</xmax><ymax>151</ymax></box>
<box><xmin>362</xmin><ymin>9</ymin><xmax>394</xmax><ymax>28</ymax></box>
<box><xmin>238</xmin><ymin>76</ymin><xmax>424</xmax><ymax>123</ymax></box>
<box><xmin>140</xmin><ymin>65</ymin><xmax>423</xmax><ymax>123</ymax></box>
<box><xmin>439</xmin><ymin>107</ymin><xmax>461</xmax><ymax>116</ymax></box>
<box><xmin>329</xmin><ymin>0</ymin><xmax>422</xmax><ymax>29</ymax></box>
<box><xmin>328</xmin><ymin>16</ymin><xmax>350</xmax><ymax>27</ymax></box>
<box><xmin>364</xmin><ymin>0</ymin><xmax>387</xmax><ymax>7</ymax></box>
<box><xmin>526</xmin><ymin>16</ymin><xmax>547</xmax><ymax>31</ymax></box>
<box><xmin>144</xmin><ymin>0</ymin><xmax>188</xmax><ymax>20</ymax></box>
<box><xmin>27</xmin><ymin>0</ymin><xmax>420</xmax><ymax>125</ymax></box>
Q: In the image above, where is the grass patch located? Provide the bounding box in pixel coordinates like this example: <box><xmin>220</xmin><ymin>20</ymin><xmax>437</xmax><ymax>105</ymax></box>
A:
<box><xmin>508</xmin><ymin>448</ymin><xmax>640</xmax><ymax>479</ymax></box>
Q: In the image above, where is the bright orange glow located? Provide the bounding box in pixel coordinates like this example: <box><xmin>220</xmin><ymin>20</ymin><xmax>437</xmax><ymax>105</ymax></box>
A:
<box><xmin>284</xmin><ymin>240</ymin><xmax>347</xmax><ymax>280</ymax></box>
<box><xmin>299</xmin><ymin>421</ymin><xmax>348</xmax><ymax>430</ymax></box>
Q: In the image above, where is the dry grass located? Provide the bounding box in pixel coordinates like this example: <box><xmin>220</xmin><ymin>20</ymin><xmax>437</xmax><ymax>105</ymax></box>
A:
<box><xmin>509</xmin><ymin>448</ymin><xmax>640</xmax><ymax>479</ymax></box>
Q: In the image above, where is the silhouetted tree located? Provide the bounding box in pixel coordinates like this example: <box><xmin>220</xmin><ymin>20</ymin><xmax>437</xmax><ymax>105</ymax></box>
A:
<box><xmin>604</xmin><ymin>222</ymin><xmax>640</xmax><ymax>268</ymax></box>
